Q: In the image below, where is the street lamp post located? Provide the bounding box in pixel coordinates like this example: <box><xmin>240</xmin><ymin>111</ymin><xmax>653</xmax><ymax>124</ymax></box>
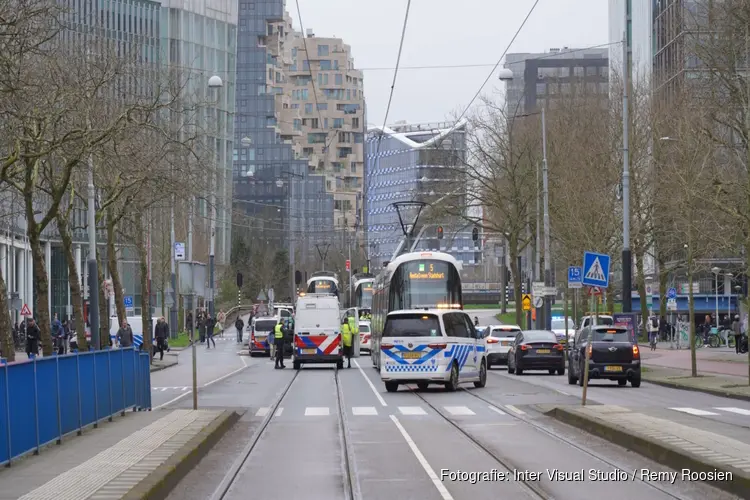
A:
<box><xmin>87</xmin><ymin>154</ymin><xmax>100</xmax><ymax>350</ymax></box>
<box><xmin>207</xmin><ymin>75</ymin><xmax>223</xmax><ymax>320</ymax></box>
<box><xmin>712</xmin><ymin>266</ymin><xmax>721</xmax><ymax>329</ymax></box>
<box><xmin>278</xmin><ymin>170</ymin><xmax>304</xmax><ymax>299</ymax></box>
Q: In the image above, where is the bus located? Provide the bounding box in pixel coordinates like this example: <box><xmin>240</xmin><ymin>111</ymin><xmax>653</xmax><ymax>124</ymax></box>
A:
<box><xmin>370</xmin><ymin>251</ymin><xmax>463</xmax><ymax>368</ymax></box>
<box><xmin>305</xmin><ymin>271</ymin><xmax>339</xmax><ymax>299</ymax></box>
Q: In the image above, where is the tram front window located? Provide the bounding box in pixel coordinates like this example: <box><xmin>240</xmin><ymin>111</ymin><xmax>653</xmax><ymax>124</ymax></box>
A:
<box><xmin>389</xmin><ymin>260</ymin><xmax>461</xmax><ymax>310</ymax></box>
<box><xmin>307</xmin><ymin>280</ymin><xmax>338</xmax><ymax>295</ymax></box>
<box><xmin>357</xmin><ymin>284</ymin><xmax>374</xmax><ymax>309</ymax></box>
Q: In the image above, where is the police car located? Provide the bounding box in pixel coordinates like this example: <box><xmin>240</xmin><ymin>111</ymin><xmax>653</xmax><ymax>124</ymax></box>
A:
<box><xmin>379</xmin><ymin>309</ymin><xmax>487</xmax><ymax>392</ymax></box>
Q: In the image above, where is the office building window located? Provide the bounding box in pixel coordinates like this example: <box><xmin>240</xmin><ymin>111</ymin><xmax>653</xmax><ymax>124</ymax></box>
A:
<box><xmin>320</xmin><ymin>60</ymin><xmax>331</xmax><ymax>70</ymax></box>
<box><xmin>303</xmin><ymin>59</ymin><xmax>309</xmax><ymax>70</ymax></box>
<box><xmin>333</xmin><ymin>118</ymin><xmax>344</xmax><ymax>128</ymax></box>
<box><xmin>335</xmin><ymin>73</ymin><xmax>342</xmax><ymax>85</ymax></box>
<box><xmin>305</xmin><ymin>103</ymin><xmax>313</xmax><ymax>114</ymax></box>
<box><xmin>318</xmin><ymin>45</ymin><xmax>329</xmax><ymax>56</ymax></box>
<box><xmin>317</xmin><ymin>103</ymin><xmax>327</xmax><ymax>110</ymax></box>
<box><xmin>352</xmin><ymin>117</ymin><xmax>359</xmax><ymax>128</ymax></box>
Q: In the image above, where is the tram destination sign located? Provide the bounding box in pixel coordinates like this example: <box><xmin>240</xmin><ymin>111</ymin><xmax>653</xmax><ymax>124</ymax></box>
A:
<box><xmin>409</xmin><ymin>271</ymin><xmax>446</xmax><ymax>280</ymax></box>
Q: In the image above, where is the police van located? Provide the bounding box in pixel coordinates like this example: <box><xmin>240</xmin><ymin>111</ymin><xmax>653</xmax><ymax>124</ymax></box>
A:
<box><xmin>379</xmin><ymin>309</ymin><xmax>487</xmax><ymax>392</ymax></box>
<box><xmin>249</xmin><ymin>316</ymin><xmax>279</xmax><ymax>356</ymax></box>
<box><xmin>292</xmin><ymin>294</ymin><xmax>343</xmax><ymax>370</ymax></box>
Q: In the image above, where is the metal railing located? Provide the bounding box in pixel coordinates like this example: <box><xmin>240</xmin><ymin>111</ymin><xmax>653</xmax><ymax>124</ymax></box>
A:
<box><xmin>0</xmin><ymin>347</ymin><xmax>151</xmax><ymax>466</ymax></box>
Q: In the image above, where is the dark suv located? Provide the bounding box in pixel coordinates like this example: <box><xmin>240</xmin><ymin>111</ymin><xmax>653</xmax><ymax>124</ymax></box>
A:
<box><xmin>567</xmin><ymin>325</ymin><xmax>641</xmax><ymax>387</ymax></box>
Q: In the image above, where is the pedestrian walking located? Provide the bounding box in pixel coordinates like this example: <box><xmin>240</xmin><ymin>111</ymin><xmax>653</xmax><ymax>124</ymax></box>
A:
<box><xmin>186</xmin><ymin>311</ymin><xmax>193</xmax><ymax>341</ymax></box>
<box><xmin>733</xmin><ymin>314</ymin><xmax>742</xmax><ymax>354</ymax></box>
<box><xmin>154</xmin><ymin>317</ymin><xmax>169</xmax><ymax>360</ymax></box>
<box><xmin>205</xmin><ymin>314</ymin><xmax>216</xmax><ymax>349</ymax></box>
<box><xmin>197</xmin><ymin>310</ymin><xmax>206</xmax><ymax>343</ymax></box>
<box><xmin>341</xmin><ymin>318</ymin><xmax>352</xmax><ymax>368</ymax></box>
<box><xmin>235</xmin><ymin>316</ymin><xmax>244</xmax><ymax>344</ymax></box>
<box><xmin>25</xmin><ymin>318</ymin><xmax>39</xmax><ymax>359</ymax></box>
<box><xmin>217</xmin><ymin>309</ymin><xmax>226</xmax><ymax>338</ymax></box>
<box><xmin>273</xmin><ymin>320</ymin><xmax>285</xmax><ymax>369</ymax></box>
<box><xmin>117</xmin><ymin>320</ymin><xmax>134</xmax><ymax>348</ymax></box>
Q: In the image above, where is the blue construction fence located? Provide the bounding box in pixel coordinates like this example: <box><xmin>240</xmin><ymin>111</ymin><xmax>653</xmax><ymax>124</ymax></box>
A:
<box><xmin>0</xmin><ymin>347</ymin><xmax>151</xmax><ymax>466</ymax></box>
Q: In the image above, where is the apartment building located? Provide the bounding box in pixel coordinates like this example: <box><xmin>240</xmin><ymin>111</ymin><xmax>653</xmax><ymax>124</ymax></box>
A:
<box><xmin>282</xmin><ymin>30</ymin><xmax>366</xmax><ymax>230</ymax></box>
<box><xmin>504</xmin><ymin>47</ymin><xmax>609</xmax><ymax>117</ymax></box>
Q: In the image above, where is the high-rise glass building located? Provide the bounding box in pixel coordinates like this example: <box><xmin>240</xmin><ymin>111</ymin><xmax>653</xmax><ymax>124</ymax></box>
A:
<box><xmin>608</xmin><ymin>0</ymin><xmax>653</xmax><ymax>85</ymax></box>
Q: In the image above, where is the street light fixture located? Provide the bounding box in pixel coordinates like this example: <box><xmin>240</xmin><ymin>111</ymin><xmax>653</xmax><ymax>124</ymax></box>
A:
<box><xmin>497</xmin><ymin>68</ymin><xmax>513</xmax><ymax>81</ymax></box>
<box><xmin>712</xmin><ymin>266</ymin><xmax>721</xmax><ymax>328</ymax></box>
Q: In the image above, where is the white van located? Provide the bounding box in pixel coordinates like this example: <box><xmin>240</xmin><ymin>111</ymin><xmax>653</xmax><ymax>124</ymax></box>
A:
<box><xmin>293</xmin><ymin>294</ymin><xmax>342</xmax><ymax>369</ymax></box>
<box><xmin>379</xmin><ymin>309</ymin><xmax>488</xmax><ymax>393</ymax></box>
<box><xmin>250</xmin><ymin>316</ymin><xmax>279</xmax><ymax>356</ymax></box>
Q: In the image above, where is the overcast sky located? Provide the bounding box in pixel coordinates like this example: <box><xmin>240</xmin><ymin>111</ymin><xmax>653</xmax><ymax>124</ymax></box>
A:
<box><xmin>292</xmin><ymin>0</ymin><xmax>608</xmax><ymax>127</ymax></box>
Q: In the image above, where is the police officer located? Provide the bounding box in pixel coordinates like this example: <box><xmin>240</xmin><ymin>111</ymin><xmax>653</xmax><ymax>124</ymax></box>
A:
<box><xmin>274</xmin><ymin>321</ymin><xmax>286</xmax><ymax>369</ymax></box>
<box><xmin>341</xmin><ymin>318</ymin><xmax>353</xmax><ymax>368</ymax></box>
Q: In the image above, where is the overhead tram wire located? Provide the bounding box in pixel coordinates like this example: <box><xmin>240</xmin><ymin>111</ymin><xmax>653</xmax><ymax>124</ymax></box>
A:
<box><xmin>373</xmin><ymin>0</ymin><xmax>412</xmax><ymax>160</ymax></box>
<box><xmin>294</xmin><ymin>0</ymin><xmax>338</xmax><ymax>158</ymax></box>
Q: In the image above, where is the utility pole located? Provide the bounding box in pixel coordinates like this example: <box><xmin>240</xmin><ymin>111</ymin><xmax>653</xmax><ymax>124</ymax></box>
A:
<box><xmin>87</xmin><ymin>155</ymin><xmax>100</xmax><ymax>350</ymax></box>
<box><xmin>535</xmin><ymin>162</ymin><xmax>542</xmax><ymax>328</ymax></box>
<box><xmin>170</xmin><ymin>196</ymin><xmax>177</xmax><ymax>336</ymax></box>
<box><xmin>289</xmin><ymin>176</ymin><xmax>295</xmax><ymax>299</ymax></box>
<box><xmin>621</xmin><ymin>5</ymin><xmax>633</xmax><ymax>312</ymax></box>
<box><xmin>542</xmin><ymin>107</ymin><xmax>552</xmax><ymax>330</ymax></box>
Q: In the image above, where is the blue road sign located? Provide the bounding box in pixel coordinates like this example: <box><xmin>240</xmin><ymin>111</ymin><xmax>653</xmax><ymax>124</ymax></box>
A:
<box><xmin>568</xmin><ymin>266</ymin><xmax>582</xmax><ymax>284</ymax></box>
<box><xmin>582</xmin><ymin>251</ymin><xmax>611</xmax><ymax>288</ymax></box>
<box><xmin>667</xmin><ymin>287</ymin><xmax>677</xmax><ymax>299</ymax></box>
<box><xmin>124</xmin><ymin>295</ymin><xmax>134</xmax><ymax>308</ymax></box>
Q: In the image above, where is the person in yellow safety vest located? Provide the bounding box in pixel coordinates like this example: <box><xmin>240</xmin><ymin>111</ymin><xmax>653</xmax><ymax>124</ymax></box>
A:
<box><xmin>347</xmin><ymin>315</ymin><xmax>359</xmax><ymax>336</ymax></box>
<box><xmin>341</xmin><ymin>319</ymin><xmax>353</xmax><ymax>368</ymax></box>
<box><xmin>274</xmin><ymin>322</ymin><xmax>286</xmax><ymax>369</ymax></box>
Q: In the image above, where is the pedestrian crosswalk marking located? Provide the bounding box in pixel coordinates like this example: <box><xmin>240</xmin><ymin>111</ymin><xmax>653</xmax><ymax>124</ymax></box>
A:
<box><xmin>505</xmin><ymin>405</ymin><xmax>525</xmax><ymax>416</ymax></box>
<box><xmin>274</xmin><ymin>408</ymin><xmax>284</xmax><ymax>417</ymax></box>
<box><xmin>152</xmin><ymin>387</ymin><xmax>189</xmax><ymax>391</ymax></box>
<box><xmin>255</xmin><ymin>407</ymin><xmax>270</xmax><ymax>417</ymax></box>
<box><xmin>399</xmin><ymin>406</ymin><xmax>427</xmax><ymax>416</ymax></box>
<box><xmin>305</xmin><ymin>407</ymin><xmax>329</xmax><ymax>416</ymax></box>
<box><xmin>444</xmin><ymin>406</ymin><xmax>475</xmax><ymax>416</ymax></box>
<box><xmin>584</xmin><ymin>257</ymin><xmax>606</xmax><ymax>282</ymax></box>
<box><xmin>670</xmin><ymin>408</ymin><xmax>719</xmax><ymax>416</ymax></box>
<box><xmin>352</xmin><ymin>406</ymin><xmax>378</xmax><ymax>416</ymax></box>
<box><xmin>488</xmin><ymin>405</ymin><xmax>506</xmax><ymax>416</ymax></box>
<box><xmin>714</xmin><ymin>407</ymin><xmax>750</xmax><ymax>416</ymax></box>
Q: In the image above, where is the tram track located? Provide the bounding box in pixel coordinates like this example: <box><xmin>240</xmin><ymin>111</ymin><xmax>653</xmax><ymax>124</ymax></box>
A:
<box><xmin>405</xmin><ymin>382</ymin><xmax>694</xmax><ymax>500</ymax></box>
<box><xmin>209</xmin><ymin>367</ymin><xmax>358</xmax><ymax>500</ymax></box>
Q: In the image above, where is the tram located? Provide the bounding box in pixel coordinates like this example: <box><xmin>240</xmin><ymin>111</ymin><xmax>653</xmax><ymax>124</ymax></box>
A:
<box><xmin>305</xmin><ymin>271</ymin><xmax>340</xmax><ymax>299</ymax></box>
<box><xmin>348</xmin><ymin>273</ymin><xmax>375</xmax><ymax>313</ymax></box>
<box><xmin>370</xmin><ymin>251</ymin><xmax>463</xmax><ymax>368</ymax></box>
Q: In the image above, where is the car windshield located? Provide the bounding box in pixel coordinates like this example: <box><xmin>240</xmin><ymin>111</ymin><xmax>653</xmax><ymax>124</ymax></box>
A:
<box><xmin>255</xmin><ymin>321</ymin><xmax>276</xmax><ymax>332</ymax></box>
<box><xmin>551</xmin><ymin>319</ymin><xmax>575</xmax><ymax>330</ymax></box>
<box><xmin>589</xmin><ymin>317</ymin><xmax>614</xmax><ymax>326</ymax></box>
<box><xmin>491</xmin><ymin>327</ymin><xmax>520</xmax><ymax>338</ymax></box>
<box><xmin>522</xmin><ymin>331</ymin><xmax>557</xmax><ymax>342</ymax></box>
<box><xmin>359</xmin><ymin>324</ymin><xmax>370</xmax><ymax>333</ymax></box>
<box><xmin>592</xmin><ymin>328</ymin><xmax>629</xmax><ymax>341</ymax></box>
<box><xmin>383</xmin><ymin>314</ymin><xmax>441</xmax><ymax>337</ymax></box>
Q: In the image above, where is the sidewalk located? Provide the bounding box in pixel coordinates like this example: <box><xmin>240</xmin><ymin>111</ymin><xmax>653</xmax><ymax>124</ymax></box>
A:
<box><xmin>642</xmin><ymin>346</ymin><xmax>749</xmax><ymax>377</ymax></box>
<box><xmin>547</xmin><ymin>405</ymin><xmax>750</xmax><ymax>499</ymax></box>
<box><xmin>641</xmin><ymin>365</ymin><xmax>750</xmax><ymax>401</ymax></box>
<box><xmin>0</xmin><ymin>409</ymin><xmax>239</xmax><ymax>500</ymax></box>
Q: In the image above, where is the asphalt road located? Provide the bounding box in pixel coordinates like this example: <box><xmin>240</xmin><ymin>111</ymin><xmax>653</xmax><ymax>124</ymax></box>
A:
<box><xmin>163</xmin><ymin>346</ymin><xmax>740</xmax><ymax>500</ymax></box>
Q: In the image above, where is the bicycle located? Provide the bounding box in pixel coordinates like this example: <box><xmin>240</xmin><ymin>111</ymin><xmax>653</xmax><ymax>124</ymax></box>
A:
<box><xmin>708</xmin><ymin>328</ymin><xmax>735</xmax><ymax>348</ymax></box>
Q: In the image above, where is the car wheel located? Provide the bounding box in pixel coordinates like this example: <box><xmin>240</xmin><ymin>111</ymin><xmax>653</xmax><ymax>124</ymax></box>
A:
<box><xmin>577</xmin><ymin>362</ymin><xmax>584</xmax><ymax>386</ymax></box>
<box><xmin>445</xmin><ymin>363</ymin><xmax>460</xmax><ymax>392</ymax></box>
<box><xmin>631</xmin><ymin>377</ymin><xmax>641</xmax><ymax>388</ymax></box>
<box><xmin>416</xmin><ymin>382</ymin><xmax>429</xmax><ymax>391</ymax></box>
<box><xmin>293</xmin><ymin>360</ymin><xmax>301</xmax><ymax>370</ymax></box>
<box><xmin>385</xmin><ymin>382</ymin><xmax>398</xmax><ymax>393</ymax></box>
<box><xmin>336</xmin><ymin>360</ymin><xmax>344</xmax><ymax>369</ymax></box>
<box><xmin>618</xmin><ymin>379</ymin><xmax>627</xmax><ymax>386</ymax></box>
<box><xmin>515</xmin><ymin>360</ymin><xmax>523</xmax><ymax>375</ymax></box>
<box><xmin>557</xmin><ymin>367</ymin><xmax>565</xmax><ymax>376</ymax></box>
<box><xmin>567</xmin><ymin>368</ymin><xmax>577</xmax><ymax>385</ymax></box>
<box><xmin>548</xmin><ymin>369</ymin><xmax>556</xmax><ymax>375</ymax></box>
<box><xmin>474</xmin><ymin>360</ymin><xmax>487</xmax><ymax>388</ymax></box>
<box><xmin>507</xmin><ymin>362</ymin><xmax>515</xmax><ymax>374</ymax></box>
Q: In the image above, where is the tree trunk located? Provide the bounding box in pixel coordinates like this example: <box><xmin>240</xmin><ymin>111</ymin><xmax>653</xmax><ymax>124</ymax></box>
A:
<box><xmin>134</xmin><ymin>213</ymin><xmax>152</xmax><ymax>359</ymax></box>
<box><xmin>96</xmin><ymin>249</ymin><xmax>109</xmax><ymax>348</ymax></box>
<box><xmin>509</xmin><ymin>237</ymin><xmax>523</xmax><ymax>327</ymax></box>
<box><xmin>106</xmin><ymin>213</ymin><xmax>126</xmax><ymax>327</ymax></box>
<box><xmin>657</xmin><ymin>251</ymin><xmax>668</xmax><ymax>321</ymax></box>
<box><xmin>687</xmin><ymin>243</ymin><xmax>697</xmax><ymax>377</ymax></box>
<box><xmin>28</xmin><ymin>233</ymin><xmax>53</xmax><ymax>356</ymax></box>
<box><xmin>0</xmin><ymin>273</ymin><xmax>15</xmax><ymax>362</ymax></box>
<box><xmin>636</xmin><ymin>250</ymin><xmax>649</xmax><ymax>340</ymax></box>
<box><xmin>56</xmin><ymin>214</ymin><xmax>87</xmax><ymax>351</ymax></box>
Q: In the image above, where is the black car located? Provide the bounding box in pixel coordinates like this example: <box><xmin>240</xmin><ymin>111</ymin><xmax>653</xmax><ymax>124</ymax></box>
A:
<box><xmin>568</xmin><ymin>325</ymin><xmax>641</xmax><ymax>387</ymax></box>
<box><xmin>507</xmin><ymin>330</ymin><xmax>565</xmax><ymax>375</ymax></box>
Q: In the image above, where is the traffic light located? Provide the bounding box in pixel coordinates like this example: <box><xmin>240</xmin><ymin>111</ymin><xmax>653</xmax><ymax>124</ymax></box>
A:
<box><xmin>505</xmin><ymin>267</ymin><xmax>511</xmax><ymax>283</ymax></box>
<box><xmin>236</xmin><ymin>272</ymin><xmax>243</xmax><ymax>288</ymax></box>
<box><xmin>295</xmin><ymin>270</ymin><xmax>302</xmax><ymax>285</ymax></box>
<box><xmin>437</xmin><ymin>226</ymin><xmax>443</xmax><ymax>239</ymax></box>
<box><xmin>472</xmin><ymin>227</ymin><xmax>479</xmax><ymax>241</ymax></box>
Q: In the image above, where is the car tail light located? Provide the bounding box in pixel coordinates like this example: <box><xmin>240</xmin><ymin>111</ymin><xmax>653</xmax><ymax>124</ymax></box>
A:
<box><xmin>553</xmin><ymin>344</ymin><xmax>564</xmax><ymax>351</ymax></box>
<box><xmin>381</xmin><ymin>343</ymin><xmax>394</xmax><ymax>350</ymax></box>
<box><xmin>428</xmin><ymin>343</ymin><xmax>447</xmax><ymax>349</ymax></box>
<box><xmin>587</xmin><ymin>345</ymin><xmax>592</xmax><ymax>357</ymax></box>
<box><xmin>486</xmin><ymin>338</ymin><xmax>499</xmax><ymax>344</ymax></box>
<box><xmin>520</xmin><ymin>345</ymin><xmax>529</xmax><ymax>351</ymax></box>
<box><xmin>632</xmin><ymin>344</ymin><xmax>640</xmax><ymax>358</ymax></box>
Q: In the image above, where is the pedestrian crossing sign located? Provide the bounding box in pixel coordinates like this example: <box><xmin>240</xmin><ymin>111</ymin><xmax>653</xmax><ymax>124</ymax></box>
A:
<box><xmin>582</xmin><ymin>251</ymin><xmax>610</xmax><ymax>288</ymax></box>
<box><xmin>21</xmin><ymin>304</ymin><xmax>31</xmax><ymax>316</ymax></box>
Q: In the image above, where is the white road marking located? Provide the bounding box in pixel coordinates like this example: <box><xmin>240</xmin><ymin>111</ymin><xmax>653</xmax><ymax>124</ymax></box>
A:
<box><xmin>152</xmin><ymin>363</ymin><xmax>250</xmax><ymax>410</ymax></box>
<box><xmin>670</xmin><ymin>407</ymin><xmax>720</xmax><ymax>416</ymax></box>
<box><xmin>274</xmin><ymin>407</ymin><xmax>284</xmax><ymax>417</ymax></box>
<box><xmin>390</xmin><ymin>415</ymin><xmax>454</xmax><ymax>500</ymax></box>
<box><xmin>352</xmin><ymin>406</ymin><xmax>378</xmax><ymax>416</ymax></box>
<box><xmin>353</xmin><ymin>359</ymin><xmax>388</xmax><ymax>407</ymax></box>
<box><xmin>555</xmin><ymin>389</ymin><xmax>571</xmax><ymax>396</ymax></box>
<box><xmin>305</xmin><ymin>407</ymin><xmax>330</xmax><ymax>416</ymax></box>
<box><xmin>255</xmin><ymin>407</ymin><xmax>270</xmax><ymax>417</ymax></box>
<box><xmin>488</xmin><ymin>405</ymin><xmax>506</xmax><ymax>416</ymax></box>
<box><xmin>505</xmin><ymin>405</ymin><xmax>525</xmax><ymax>416</ymax></box>
<box><xmin>240</xmin><ymin>355</ymin><xmax>248</xmax><ymax>367</ymax></box>
<box><xmin>444</xmin><ymin>406</ymin><xmax>475</xmax><ymax>416</ymax></box>
<box><xmin>714</xmin><ymin>407</ymin><xmax>750</xmax><ymax>416</ymax></box>
<box><xmin>398</xmin><ymin>406</ymin><xmax>427</xmax><ymax>416</ymax></box>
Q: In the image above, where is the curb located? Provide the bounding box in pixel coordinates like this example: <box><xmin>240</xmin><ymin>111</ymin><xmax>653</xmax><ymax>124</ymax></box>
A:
<box><xmin>643</xmin><ymin>375</ymin><xmax>750</xmax><ymax>402</ymax></box>
<box><xmin>124</xmin><ymin>410</ymin><xmax>242</xmax><ymax>500</ymax></box>
<box><xmin>149</xmin><ymin>362</ymin><xmax>178</xmax><ymax>373</ymax></box>
<box><xmin>546</xmin><ymin>406</ymin><xmax>750</xmax><ymax>499</ymax></box>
